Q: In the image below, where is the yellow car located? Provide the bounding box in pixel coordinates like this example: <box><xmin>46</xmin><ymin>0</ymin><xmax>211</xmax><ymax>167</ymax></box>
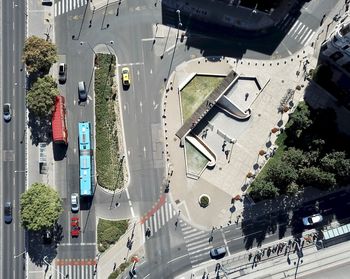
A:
<box><xmin>122</xmin><ymin>67</ymin><xmax>130</xmax><ymax>86</ymax></box>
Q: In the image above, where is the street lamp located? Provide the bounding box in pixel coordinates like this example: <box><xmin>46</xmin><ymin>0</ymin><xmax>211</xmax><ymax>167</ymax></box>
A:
<box><xmin>43</xmin><ymin>256</ymin><xmax>67</xmax><ymax>278</ymax></box>
<box><xmin>80</xmin><ymin>41</ymin><xmax>96</xmax><ymax>55</ymax></box>
<box><xmin>176</xmin><ymin>10</ymin><xmax>183</xmax><ymax>37</ymax></box>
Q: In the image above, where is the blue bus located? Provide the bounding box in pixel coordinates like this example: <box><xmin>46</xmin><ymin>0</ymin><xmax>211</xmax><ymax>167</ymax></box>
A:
<box><xmin>78</xmin><ymin>122</ymin><xmax>93</xmax><ymax>196</ymax></box>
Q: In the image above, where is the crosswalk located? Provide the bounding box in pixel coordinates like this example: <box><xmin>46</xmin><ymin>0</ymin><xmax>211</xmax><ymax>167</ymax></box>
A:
<box><xmin>54</xmin><ymin>259</ymin><xmax>96</xmax><ymax>278</ymax></box>
<box><xmin>276</xmin><ymin>14</ymin><xmax>315</xmax><ymax>46</ymax></box>
<box><xmin>141</xmin><ymin>201</ymin><xmax>178</xmax><ymax>238</ymax></box>
<box><xmin>180</xmin><ymin>220</ymin><xmax>213</xmax><ymax>267</ymax></box>
<box><xmin>54</xmin><ymin>0</ymin><xmax>88</xmax><ymax>17</ymax></box>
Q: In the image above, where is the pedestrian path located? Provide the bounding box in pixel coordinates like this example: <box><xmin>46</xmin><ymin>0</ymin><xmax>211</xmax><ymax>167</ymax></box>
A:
<box><xmin>54</xmin><ymin>0</ymin><xmax>88</xmax><ymax>17</ymax></box>
<box><xmin>141</xmin><ymin>201</ymin><xmax>178</xmax><ymax>238</ymax></box>
<box><xmin>276</xmin><ymin>14</ymin><xmax>315</xmax><ymax>46</ymax></box>
<box><xmin>180</xmin><ymin>220</ymin><xmax>213</xmax><ymax>267</ymax></box>
<box><xmin>55</xmin><ymin>259</ymin><xmax>96</xmax><ymax>278</ymax></box>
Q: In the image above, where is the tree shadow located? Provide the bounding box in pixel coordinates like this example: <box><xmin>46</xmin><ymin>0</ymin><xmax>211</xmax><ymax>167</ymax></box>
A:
<box><xmin>27</xmin><ymin>224</ymin><xmax>63</xmax><ymax>266</ymax></box>
<box><xmin>27</xmin><ymin>113</ymin><xmax>52</xmax><ymax>146</ymax></box>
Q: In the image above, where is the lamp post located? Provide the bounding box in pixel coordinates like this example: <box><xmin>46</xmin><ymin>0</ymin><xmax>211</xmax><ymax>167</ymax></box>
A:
<box><xmin>80</xmin><ymin>41</ymin><xmax>96</xmax><ymax>55</ymax></box>
<box><xmin>176</xmin><ymin>9</ymin><xmax>183</xmax><ymax>38</ymax></box>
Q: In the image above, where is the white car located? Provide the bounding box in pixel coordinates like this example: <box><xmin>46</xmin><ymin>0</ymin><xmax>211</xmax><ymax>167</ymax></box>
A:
<box><xmin>71</xmin><ymin>193</ymin><xmax>79</xmax><ymax>212</ymax></box>
<box><xmin>302</xmin><ymin>214</ymin><xmax>323</xmax><ymax>226</ymax></box>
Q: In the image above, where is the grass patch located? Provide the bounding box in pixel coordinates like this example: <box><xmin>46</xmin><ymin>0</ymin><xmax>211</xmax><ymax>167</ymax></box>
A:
<box><xmin>108</xmin><ymin>261</ymin><xmax>132</xmax><ymax>279</ymax></box>
<box><xmin>97</xmin><ymin>218</ymin><xmax>129</xmax><ymax>253</ymax></box>
<box><xmin>95</xmin><ymin>53</ymin><xmax>123</xmax><ymax>190</ymax></box>
<box><xmin>181</xmin><ymin>75</ymin><xmax>223</xmax><ymax>122</ymax></box>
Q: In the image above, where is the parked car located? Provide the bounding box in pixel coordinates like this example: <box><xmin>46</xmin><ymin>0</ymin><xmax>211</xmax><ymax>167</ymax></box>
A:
<box><xmin>302</xmin><ymin>214</ymin><xmax>323</xmax><ymax>226</ymax></box>
<box><xmin>4</xmin><ymin>202</ymin><xmax>12</xmax><ymax>224</ymax></box>
<box><xmin>71</xmin><ymin>217</ymin><xmax>80</xmax><ymax>237</ymax></box>
<box><xmin>70</xmin><ymin>193</ymin><xmax>79</xmax><ymax>212</ymax></box>
<box><xmin>78</xmin><ymin>81</ymin><xmax>87</xmax><ymax>101</ymax></box>
<box><xmin>210</xmin><ymin>246</ymin><xmax>227</xmax><ymax>258</ymax></box>
<box><xmin>121</xmin><ymin>67</ymin><xmax>130</xmax><ymax>87</ymax></box>
<box><xmin>58</xmin><ymin>63</ymin><xmax>67</xmax><ymax>84</ymax></box>
<box><xmin>3</xmin><ymin>103</ymin><xmax>12</xmax><ymax>121</ymax></box>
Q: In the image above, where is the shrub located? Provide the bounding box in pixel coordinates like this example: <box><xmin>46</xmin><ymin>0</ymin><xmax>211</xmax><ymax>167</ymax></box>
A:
<box><xmin>199</xmin><ymin>195</ymin><xmax>210</xmax><ymax>208</ymax></box>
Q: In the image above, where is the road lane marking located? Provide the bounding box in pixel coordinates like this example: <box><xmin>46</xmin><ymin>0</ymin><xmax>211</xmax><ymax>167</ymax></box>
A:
<box><xmin>167</xmin><ymin>254</ymin><xmax>188</xmax><ymax>264</ymax></box>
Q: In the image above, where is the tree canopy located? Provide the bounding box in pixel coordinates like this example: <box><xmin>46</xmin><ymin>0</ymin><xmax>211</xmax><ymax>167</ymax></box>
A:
<box><xmin>22</xmin><ymin>36</ymin><xmax>57</xmax><ymax>74</ymax></box>
<box><xmin>249</xmin><ymin>180</ymin><xmax>279</xmax><ymax>202</ymax></box>
<box><xmin>26</xmin><ymin>75</ymin><xmax>58</xmax><ymax>117</ymax></box>
<box><xmin>20</xmin><ymin>183</ymin><xmax>63</xmax><ymax>231</ymax></box>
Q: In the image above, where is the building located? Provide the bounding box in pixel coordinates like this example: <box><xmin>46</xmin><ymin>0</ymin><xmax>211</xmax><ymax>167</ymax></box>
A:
<box><xmin>318</xmin><ymin>14</ymin><xmax>350</xmax><ymax>100</ymax></box>
<box><xmin>321</xmin><ymin>17</ymin><xmax>350</xmax><ymax>76</ymax></box>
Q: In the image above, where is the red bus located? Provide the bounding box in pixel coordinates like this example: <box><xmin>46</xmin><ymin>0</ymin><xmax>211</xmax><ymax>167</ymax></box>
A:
<box><xmin>52</xmin><ymin>96</ymin><xmax>68</xmax><ymax>145</ymax></box>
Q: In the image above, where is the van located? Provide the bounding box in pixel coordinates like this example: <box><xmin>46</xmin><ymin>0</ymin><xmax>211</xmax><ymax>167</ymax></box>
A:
<box><xmin>210</xmin><ymin>246</ymin><xmax>227</xmax><ymax>258</ymax></box>
<box><xmin>78</xmin><ymin>81</ymin><xmax>87</xmax><ymax>101</ymax></box>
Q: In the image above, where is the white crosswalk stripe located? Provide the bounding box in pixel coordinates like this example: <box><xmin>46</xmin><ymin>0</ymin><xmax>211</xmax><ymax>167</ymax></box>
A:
<box><xmin>141</xmin><ymin>202</ymin><xmax>176</xmax><ymax>238</ymax></box>
<box><xmin>54</xmin><ymin>0</ymin><xmax>88</xmax><ymax>17</ymax></box>
<box><xmin>180</xmin><ymin>220</ymin><xmax>213</xmax><ymax>265</ymax></box>
<box><xmin>276</xmin><ymin>15</ymin><xmax>315</xmax><ymax>46</ymax></box>
<box><xmin>56</xmin><ymin>263</ymin><xmax>94</xmax><ymax>279</ymax></box>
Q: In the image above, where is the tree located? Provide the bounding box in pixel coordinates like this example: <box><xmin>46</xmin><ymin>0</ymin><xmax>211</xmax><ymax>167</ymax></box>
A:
<box><xmin>20</xmin><ymin>183</ymin><xmax>63</xmax><ymax>231</ymax></box>
<box><xmin>286</xmin><ymin>102</ymin><xmax>312</xmax><ymax>138</ymax></box>
<box><xmin>298</xmin><ymin>167</ymin><xmax>336</xmax><ymax>190</ymax></box>
<box><xmin>266</xmin><ymin>161</ymin><xmax>298</xmax><ymax>191</ymax></box>
<box><xmin>250</xmin><ymin>180</ymin><xmax>279</xmax><ymax>202</ymax></box>
<box><xmin>22</xmin><ymin>36</ymin><xmax>57</xmax><ymax>74</ymax></box>
<box><xmin>282</xmin><ymin>148</ymin><xmax>308</xmax><ymax>168</ymax></box>
<box><xmin>26</xmin><ymin>75</ymin><xmax>58</xmax><ymax>117</ymax></box>
<box><xmin>320</xmin><ymin>151</ymin><xmax>350</xmax><ymax>184</ymax></box>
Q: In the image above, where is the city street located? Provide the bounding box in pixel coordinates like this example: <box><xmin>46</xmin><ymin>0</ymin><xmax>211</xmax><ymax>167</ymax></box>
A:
<box><xmin>1</xmin><ymin>0</ymin><xmax>349</xmax><ymax>278</ymax></box>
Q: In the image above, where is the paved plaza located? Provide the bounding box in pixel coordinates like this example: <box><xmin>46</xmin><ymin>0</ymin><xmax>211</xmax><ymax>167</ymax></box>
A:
<box><xmin>164</xmin><ymin>46</ymin><xmax>316</xmax><ymax>229</ymax></box>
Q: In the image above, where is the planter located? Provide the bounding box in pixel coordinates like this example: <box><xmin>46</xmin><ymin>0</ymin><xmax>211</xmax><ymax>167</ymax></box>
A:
<box><xmin>271</xmin><ymin>127</ymin><xmax>279</xmax><ymax>134</ymax></box>
<box><xmin>199</xmin><ymin>194</ymin><xmax>210</xmax><ymax>208</ymax></box>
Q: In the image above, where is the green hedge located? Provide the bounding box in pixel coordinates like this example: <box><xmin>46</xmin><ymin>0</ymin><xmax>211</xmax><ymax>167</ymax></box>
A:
<box><xmin>95</xmin><ymin>53</ymin><xmax>124</xmax><ymax>190</ymax></box>
<box><xmin>97</xmin><ymin>218</ymin><xmax>128</xmax><ymax>253</ymax></box>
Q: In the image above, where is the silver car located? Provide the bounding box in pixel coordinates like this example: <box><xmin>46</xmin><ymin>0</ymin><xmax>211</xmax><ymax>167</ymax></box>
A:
<box><xmin>71</xmin><ymin>193</ymin><xmax>79</xmax><ymax>212</ymax></box>
<box><xmin>3</xmin><ymin>103</ymin><xmax>12</xmax><ymax>121</ymax></box>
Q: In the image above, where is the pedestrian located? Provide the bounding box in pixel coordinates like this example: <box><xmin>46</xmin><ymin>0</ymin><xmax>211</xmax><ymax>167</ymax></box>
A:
<box><xmin>245</xmin><ymin>93</ymin><xmax>249</xmax><ymax>101</ymax></box>
<box><xmin>113</xmin><ymin>262</ymin><xmax>117</xmax><ymax>271</ymax></box>
<box><xmin>115</xmin><ymin>202</ymin><xmax>120</xmax><ymax>207</ymax></box>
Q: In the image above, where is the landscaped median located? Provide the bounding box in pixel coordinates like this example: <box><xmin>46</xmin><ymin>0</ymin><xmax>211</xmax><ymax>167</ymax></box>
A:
<box><xmin>95</xmin><ymin>53</ymin><xmax>124</xmax><ymax>190</ymax></box>
<box><xmin>97</xmin><ymin>218</ymin><xmax>128</xmax><ymax>253</ymax></box>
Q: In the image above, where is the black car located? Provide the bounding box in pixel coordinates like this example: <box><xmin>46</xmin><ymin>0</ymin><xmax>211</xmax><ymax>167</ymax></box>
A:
<box><xmin>4</xmin><ymin>202</ymin><xmax>12</xmax><ymax>224</ymax></box>
<box><xmin>58</xmin><ymin>63</ymin><xmax>67</xmax><ymax>84</ymax></box>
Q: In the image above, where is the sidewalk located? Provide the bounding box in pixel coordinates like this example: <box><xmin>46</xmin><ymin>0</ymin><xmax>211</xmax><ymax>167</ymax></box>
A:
<box><xmin>176</xmin><ymin>236</ymin><xmax>350</xmax><ymax>279</ymax></box>
<box><xmin>26</xmin><ymin>1</ymin><xmax>57</xmax><ymax>279</ymax></box>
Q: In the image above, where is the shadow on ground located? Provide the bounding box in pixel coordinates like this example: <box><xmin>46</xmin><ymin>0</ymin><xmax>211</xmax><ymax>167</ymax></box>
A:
<box><xmin>27</xmin><ymin>224</ymin><xmax>63</xmax><ymax>266</ymax></box>
<box><xmin>28</xmin><ymin>113</ymin><xmax>52</xmax><ymax>146</ymax></box>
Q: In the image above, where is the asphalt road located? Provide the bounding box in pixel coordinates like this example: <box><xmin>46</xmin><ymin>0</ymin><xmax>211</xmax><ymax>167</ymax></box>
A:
<box><xmin>53</xmin><ymin>7</ymin><xmax>98</xmax><ymax>266</ymax></box>
<box><xmin>50</xmin><ymin>0</ymin><xmax>342</xmax><ymax>278</ymax></box>
<box><xmin>0</xmin><ymin>0</ymin><xmax>26</xmax><ymax>278</ymax></box>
